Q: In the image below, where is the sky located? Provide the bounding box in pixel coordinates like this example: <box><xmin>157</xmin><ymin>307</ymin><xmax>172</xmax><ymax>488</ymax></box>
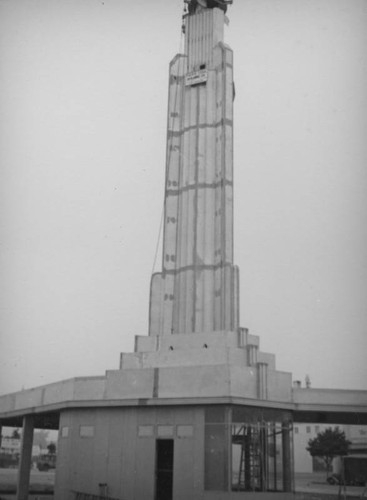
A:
<box><xmin>0</xmin><ymin>0</ymin><xmax>366</xmax><ymax>396</ymax></box>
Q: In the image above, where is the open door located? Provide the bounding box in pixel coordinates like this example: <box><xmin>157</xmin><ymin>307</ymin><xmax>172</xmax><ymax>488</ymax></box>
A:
<box><xmin>155</xmin><ymin>439</ymin><xmax>174</xmax><ymax>500</ymax></box>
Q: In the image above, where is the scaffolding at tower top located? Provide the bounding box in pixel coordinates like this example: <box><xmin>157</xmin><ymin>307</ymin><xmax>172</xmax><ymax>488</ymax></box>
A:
<box><xmin>184</xmin><ymin>0</ymin><xmax>233</xmax><ymax>16</ymax></box>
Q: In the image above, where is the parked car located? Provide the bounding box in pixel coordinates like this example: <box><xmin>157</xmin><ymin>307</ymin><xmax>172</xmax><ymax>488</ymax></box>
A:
<box><xmin>36</xmin><ymin>453</ymin><xmax>56</xmax><ymax>471</ymax></box>
<box><xmin>327</xmin><ymin>473</ymin><xmax>342</xmax><ymax>485</ymax></box>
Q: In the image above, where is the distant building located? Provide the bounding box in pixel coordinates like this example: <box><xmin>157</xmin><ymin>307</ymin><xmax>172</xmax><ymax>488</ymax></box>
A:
<box><xmin>294</xmin><ymin>424</ymin><xmax>367</xmax><ymax>473</ymax></box>
<box><xmin>0</xmin><ymin>435</ymin><xmax>41</xmax><ymax>468</ymax></box>
<box><xmin>0</xmin><ymin>436</ymin><xmax>21</xmax><ymax>457</ymax></box>
<box><xmin>345</xmin><ymin>425</ymin><xmax>367</xmax><ymax>454</ymax></box>
<box><xmin>0</xmin><ymin>435</ymin><xmax>42</xmax><ymax>457</ymax></box>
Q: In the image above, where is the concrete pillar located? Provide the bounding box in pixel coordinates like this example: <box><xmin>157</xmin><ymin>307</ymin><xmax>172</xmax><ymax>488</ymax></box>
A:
<box><xmin>282</xmin><ymin>421</ymin><xmax>292</xmax><ymax>492</ymax></box>
<box><xmin>247</xmin><ymin>344</ymin><xmax>258</xmax><ymax>366</ymax></box>
<box><xmin>257</xmin><ymin>362</ymin><xmax>268</xmax><ymax>399</ymax></box>
<box><xmin>16</xmin><ymin>415</ymin><xmax>34</xmax><ymax>500</ymax></box>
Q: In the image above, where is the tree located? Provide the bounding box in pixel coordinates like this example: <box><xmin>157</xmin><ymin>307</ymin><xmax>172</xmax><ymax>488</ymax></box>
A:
<box><xmin>33</xmin><ymin>430</ymin><xmax>49</xmax><ymax>449</ymax></box>
<box><xmin>306</xmin><ymin>427</ymin><xmax>351</xmax><ymax>478</ymax></box>
<box><xmin>47</xmin><ymin>442</ymin><xmax>56</xmax><ymax>455</ymax></box>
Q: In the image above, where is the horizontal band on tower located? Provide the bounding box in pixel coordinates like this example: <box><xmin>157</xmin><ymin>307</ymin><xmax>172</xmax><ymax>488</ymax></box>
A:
<box><xmin>166</xmin><ymin>179</ymin><xmax>233</xmax><ymax>196</ymax></box>
<box><xmin>168</xmin><ymin>117</ymin><xmax>233</xmax><ymax>138</ymax></box>
<box><xmin>162</xmin><ymin>262</ymin><xmax>234</xmax><ymax>276</ymax></box>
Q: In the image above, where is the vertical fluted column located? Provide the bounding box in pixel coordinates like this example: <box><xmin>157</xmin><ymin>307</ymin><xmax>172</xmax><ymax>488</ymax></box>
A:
<box><xmin>149</xmin><ymin>53</ymin><xmax>187</xmax><ymax>336</ymax></box>
<box><xmin>257</xmin><ymin>362</ymin><xmax>268</xmax><ymax>400</ymax></box>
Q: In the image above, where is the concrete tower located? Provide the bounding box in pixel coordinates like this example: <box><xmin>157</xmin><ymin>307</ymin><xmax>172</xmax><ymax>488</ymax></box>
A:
<box><xmin>119</xmin><ymin>0</ymin><xmax>289</xmax><ymax>407</ymax></box>
<box><xmin>149</xmin><ymin>0</ymin><xmax>239</xmax><ymax>336</ymax></box>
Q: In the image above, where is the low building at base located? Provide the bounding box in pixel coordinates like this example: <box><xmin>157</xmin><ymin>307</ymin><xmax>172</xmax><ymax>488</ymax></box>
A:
<box><xmin>56</xmin><ymin>404</ymin><xmax>293</xmax><ymax>500</ymax></box>
<box><xmin>52</xmin><ymin>328</ymin><xmax>294</xmax><ymax>499</ymax></box>
<box><xmin>1</xmin><ymin>329</ymin><xmax>367</xmax><ymax>499</ymax></box>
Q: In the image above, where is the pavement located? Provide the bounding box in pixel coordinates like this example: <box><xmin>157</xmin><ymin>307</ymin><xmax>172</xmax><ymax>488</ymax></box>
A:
<box><xmin>0</xmin><ymin>467</ymin><xmax>54</xmax><ymax>497</ymax></box>
<box><xmin>0</xmin><ymin>496</ymin><xmax>53</xmax><ymax>500</ymax></box>
<box><xmin>295</xmin><ymin>472</ymin><xmax>367</xmax><ymax>498</ymax></box>
<box><xmin>0</xmin><ymin>468</ymin><xmax>365</xmax><ymax>499</ymax></box>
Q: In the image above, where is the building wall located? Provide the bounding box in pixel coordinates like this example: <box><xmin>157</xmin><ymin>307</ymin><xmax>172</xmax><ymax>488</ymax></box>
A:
<box><xmin>293</xmin><ymin>423</ymin><xmax>328</xmax><ymax>473</ymax></box>
<box><xmin>55</xmin><ymin>406</ymin><xmax>205</xmax><ymax>500</ymax></box>
<box><xmin>344</xmin><ymin>425</ymin><xmax>367</xmax><ymax>452</ymax></box>
<box><xmin>55</xmin><ymin>405</ymin><xmax>293</xmax><ymax>500</ymax></box>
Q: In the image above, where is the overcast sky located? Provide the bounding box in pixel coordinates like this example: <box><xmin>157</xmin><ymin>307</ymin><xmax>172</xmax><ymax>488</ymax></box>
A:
<box><xmin>0</xmin><ymin>0</ymin><xmax>366</xmax><ymax>396</ymax></box>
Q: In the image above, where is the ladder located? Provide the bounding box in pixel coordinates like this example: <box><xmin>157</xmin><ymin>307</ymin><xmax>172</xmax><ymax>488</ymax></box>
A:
<box><xmin>236</xmin><ymin>425</ymin><xmax>264</xmax><ymax>491</ymax></box>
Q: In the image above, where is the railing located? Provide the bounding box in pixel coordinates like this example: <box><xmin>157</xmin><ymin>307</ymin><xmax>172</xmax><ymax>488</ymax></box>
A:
<box><xmin>73</xmin><ymin>491</ymin><xmax>121</xmax><ymax>500</ymax></box>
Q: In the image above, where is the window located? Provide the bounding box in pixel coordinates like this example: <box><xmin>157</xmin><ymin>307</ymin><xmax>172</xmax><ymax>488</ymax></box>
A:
<box><xmin>294</xmin><ymin>427</ymin><xmax>299</xmax><ymax>434</ymax></box>
<box><xmin>157</xmin><ymin>425</ymin><xmax>174</xmax><ymax>437</ymax></box>
<box><xmin>79</xmin><ymin>425</ymin><xmax>94</xmax><ymax>438</ymax></box>
<box><xmin>231</xmin><ymin>422</ymin><xmax>285</xmax><ymax>492</ymax></box>
<box><xmin>306</xmin><ymin>426</ymin><xmax>311</xmax><ymax>434</ymax></box>
<box><xmin>61</xmin><ymin>426</ymin><xmax>69</xmax><ymax>438</ymax></box>
<box><xmin>138</xmin><ymin>425</ymin><xmax>154</xmax><ymax>437</ymax></box>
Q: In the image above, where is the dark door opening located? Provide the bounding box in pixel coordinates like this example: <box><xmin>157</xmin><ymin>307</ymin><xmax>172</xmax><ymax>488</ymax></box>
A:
<box><xmin>155</xmin><ymin>439</ymin><xmax>174</xmax><ymax>500</ymax></box>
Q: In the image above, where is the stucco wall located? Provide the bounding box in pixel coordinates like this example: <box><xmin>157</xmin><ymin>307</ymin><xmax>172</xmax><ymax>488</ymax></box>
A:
<box><xmin>55</xmin><ymin>405</ymin><xmax>294</xmax><ymax>500</ymax></box>
<box><xmin>293</xmin><ymin>388</ymin><xmax>367</xmax><ymax>407</ymax></box>
<box><xmin>55</xmin><ymin>406</ymin><xmax>205</xmax><ymax>500</ymax></box>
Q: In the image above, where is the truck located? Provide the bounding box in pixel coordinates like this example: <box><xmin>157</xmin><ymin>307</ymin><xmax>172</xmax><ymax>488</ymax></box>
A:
<box><xmin>327</xmin><ymin>455</ymin><xmax>367</xmax><ymax>487</ymax></box>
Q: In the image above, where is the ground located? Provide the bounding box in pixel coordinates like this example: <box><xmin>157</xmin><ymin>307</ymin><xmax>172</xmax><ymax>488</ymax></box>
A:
<box><xmin>0</xmin><ymin>467</ymin><xmax>54</xmax><ymax>499</ymax></box>
<box><xmin>0</xmin><ymin>469</ymin><xmax>366</xmax><ymax>499</ymax></box>
<box><xmin>295</xmin><ymin>472</ymin><xmax>366</xmax><ymax>499</ymax></box>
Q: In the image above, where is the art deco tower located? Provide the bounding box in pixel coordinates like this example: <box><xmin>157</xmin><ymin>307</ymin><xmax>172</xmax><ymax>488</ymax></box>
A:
<box><xmin>119</xmin><ymin>0</ymin><xmax>288</xmax><ymax>408</ymax></box>
<box><xmin>149</xmin><ymin>0</ymin><xmax>239</xmax><ymax>336</ymax></box>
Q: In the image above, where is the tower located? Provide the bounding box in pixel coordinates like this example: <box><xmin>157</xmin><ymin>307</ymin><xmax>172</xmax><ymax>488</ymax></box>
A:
<box><xmin>119</xmin><ymin>0</ymin><xmax>289</xmax><ymax>409</ymax></box>
<box><xmin>149</xmin><ymin>0</ymin><xmax>239</xmax><ymax>336</ymax></box>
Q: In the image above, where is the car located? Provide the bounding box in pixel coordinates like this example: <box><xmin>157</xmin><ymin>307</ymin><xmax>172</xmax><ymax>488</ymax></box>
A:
<box><xmin>327</xmin><ymin>474</ymin><xmax>341</xmax><ymax>485</ymax></box>
<box><xmin>36</xmin><ymin>454</ymin><xmax>56</xmax><ymax>471</ymax></box>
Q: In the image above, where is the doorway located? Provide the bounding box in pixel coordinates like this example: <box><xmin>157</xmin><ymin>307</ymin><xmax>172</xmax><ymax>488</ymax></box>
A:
<box><xmin>155</xmin><ymin>439</ymin><xmax>174</xmax><ymax>500</ymax></box>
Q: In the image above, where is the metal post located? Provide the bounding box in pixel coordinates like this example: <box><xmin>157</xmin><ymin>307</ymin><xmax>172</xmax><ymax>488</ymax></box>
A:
<box><xmin>282</xmin><ymin>421</ymin><xmax>292</xmax><ymax>492</ymax></box>
<box><xmin>244</xmin><ymin>426</ymin><xmax>251</xmax><ymax>491</ymax></box>
<box><xmin>16</xmin><ymin>415</ymin><xmax>34</xmax><ymax>500</ymax></box>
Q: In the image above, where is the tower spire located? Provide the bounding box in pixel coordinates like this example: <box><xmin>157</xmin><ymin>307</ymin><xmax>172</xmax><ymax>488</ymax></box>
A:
<box><xmin>149</xmin><ymin>1</ymin><xmax>238</xmax><ymax>336</ymax></box>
